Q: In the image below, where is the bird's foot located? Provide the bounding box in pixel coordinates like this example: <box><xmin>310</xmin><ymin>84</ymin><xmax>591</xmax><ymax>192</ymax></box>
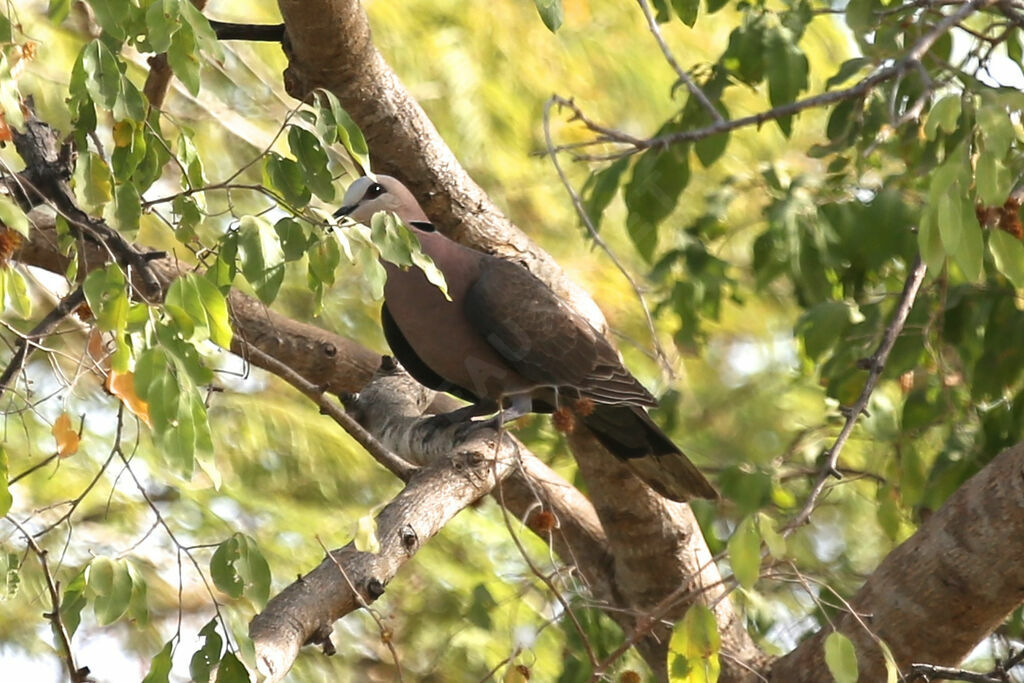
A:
<box><xmin>423</xmin><ymin>401</ymin><xmax>499</xmax><ymax>431</ymax></box>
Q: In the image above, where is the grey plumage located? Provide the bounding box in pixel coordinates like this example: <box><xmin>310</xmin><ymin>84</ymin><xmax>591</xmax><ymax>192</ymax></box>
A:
<box><xmin>336</xmin><ymin>175</ymin><xmax>716</xmax><ymax>501</ymax></box>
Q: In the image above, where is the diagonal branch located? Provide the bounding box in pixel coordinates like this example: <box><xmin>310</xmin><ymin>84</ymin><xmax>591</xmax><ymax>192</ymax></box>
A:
<box><xmin>5</xmin><ymin>516</ymin><xmax>90</xmax><ymax>683</ymax></box>
<box><xmin>785</xmin><ymin>255</ymin><xmax>927</xmax><ymax>533</ymax></box>
<box><xmin>552</xmin><ymin>0</ymin><xmax>997</xmax><ymax>160</ymax></box>
<box><xmin>0</xmin><ymin>285</ymin><xmax>85</xmax><ymax>400</ymax></box>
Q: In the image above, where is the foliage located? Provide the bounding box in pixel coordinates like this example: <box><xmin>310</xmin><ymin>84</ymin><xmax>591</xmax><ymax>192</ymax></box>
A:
<box><xmin>0</xmin><ymin>0</ymin><xmax>1022</xmax><ymax>680</ymax></box>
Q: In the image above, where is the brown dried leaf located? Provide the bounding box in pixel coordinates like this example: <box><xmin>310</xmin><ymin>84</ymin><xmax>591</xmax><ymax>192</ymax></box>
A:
<box><xmin>52</xmin><ymin>412</ymin><xmax>80</xmax><ymax>458</ymax></box>
<box><xmin>106</xmin><ymin>370</ymin><xmax>151</xmax><ymax>427</ymax></box>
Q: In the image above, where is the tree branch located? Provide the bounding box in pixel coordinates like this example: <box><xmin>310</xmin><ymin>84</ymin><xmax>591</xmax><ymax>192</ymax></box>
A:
<box><xmin>770</xmin><ymin>441</ymin><xmax>1024</xmax><ymax>680</ymax></box>
<box><xmin>786</xmin><ymin>255</ymin><xmax>928</xmax><ymax>533</ymax></box>
<box><xmin>248</xmin><ymin>381</ymin><xmax>522</xmax><ymax>682</ymax></box>
<box><xmin>0</xmin><ymin>285</ymin><xmax>85</xmax><ymax>400</ymax></box>
<box><xmin>550</xmin><ymin>0</ymin><xmax>997</xmax><ymax>160</ymax></box>
<box><xmin>5</xmin><ymin>516</ymin><xmax>89</xmax><ymax>682</ymax></box>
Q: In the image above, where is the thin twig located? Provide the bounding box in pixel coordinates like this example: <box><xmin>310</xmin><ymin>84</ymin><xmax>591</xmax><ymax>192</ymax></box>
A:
<box><xmin>785</xmin><ymin>256</ymin><xmax>927</xmax><ymax>533</ymax></box>
<box><xmin>5</xmin><ymin>516</ymin><xmax>89</xmax><ymax>682</ymax></box>
<box><xmin>316</xmin><ymin>535</ymin><xmax>405</xmax><ymax>681</ymax></box>
<box><xmin>551</xmin><ymin>0</ymin><xmax>996</xmax><ymax>161</ymax></box>
<box><xmin>0</xmin><ymin>287</ymin><xmax>86</xmax><ymax>400</ymax></box>
<box><xmin>242</xmin><ymin>344</ymin><xmax>418</xmax><ymax>480</ymax></box>
<box><xmin>542</xmin><ymin>98</ymin><xmax>675</xmax><ymax>379</ymax></box>
<box><xmin>635</xmin><ymin>0</ymin><xmax>723</xmax><ymax>123</ymax></box>
<box><xmin>907</xmin><ymin>662</ymin><xmax>1004</xmax><ymax>682</ymax></box>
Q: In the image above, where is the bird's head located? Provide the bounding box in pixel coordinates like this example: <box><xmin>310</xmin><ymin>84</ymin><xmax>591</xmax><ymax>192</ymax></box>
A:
<box><xmin>335</xmin><ymin>175</ymin><xmax>430</xmax><ymax>225</ymax></box>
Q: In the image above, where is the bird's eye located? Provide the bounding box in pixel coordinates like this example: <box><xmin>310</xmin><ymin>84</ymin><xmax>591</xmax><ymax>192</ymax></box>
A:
<box><xmin>365</xmin><ymin>183</ymin><xmax>385</xmax><ymax>199</ymax></box>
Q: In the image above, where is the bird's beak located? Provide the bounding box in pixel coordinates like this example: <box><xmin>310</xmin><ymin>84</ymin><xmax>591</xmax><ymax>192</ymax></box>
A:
<box><xmin>334</xmin><ymin>204</ymin><xmax>356</xmax><ymax>218</ymax></box>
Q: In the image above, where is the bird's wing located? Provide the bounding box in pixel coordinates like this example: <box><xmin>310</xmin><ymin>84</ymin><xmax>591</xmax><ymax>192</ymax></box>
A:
<box><xmin>464</xmin><ymin>257</ymin><xmax>656</xmax><ymax>407</ymax></box>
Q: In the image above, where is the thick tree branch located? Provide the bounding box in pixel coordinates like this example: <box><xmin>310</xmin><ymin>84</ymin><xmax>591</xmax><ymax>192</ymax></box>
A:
<box><xmin>770</xmin><ymin>441</ymin><xmax>1024</xmax><ymax>680</ymax></box>
<box><xmin>248</xmin><ymin>377</ymin><xmax>522</xmax><ymax>682</ymax></box>
<box><xmin>8</xmin><ymin>115</ymin><xmax>163</xmax><ymax>300</ymax></box>
<box><xmin>274</xmin><ymin>0</ymin><xmax>610</xmax><ymax>334</ymax></box>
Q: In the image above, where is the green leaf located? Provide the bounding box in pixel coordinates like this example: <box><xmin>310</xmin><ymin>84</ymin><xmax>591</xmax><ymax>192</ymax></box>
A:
<box><xmin>88</xmin><ymin>556</ymin><xmax>133</xmax><ymax>625</ymax></box>
<box><xmin>467</xmin><ymin>584</ymin><xmax>497</xmax><ymax>629</ymax></box>
<box><xmin>757</xmin><ymin>512</ymin><xmax>786</xmax><ymax>559</ymax></box>
<box><xmin>624</xmin><ymin>142</ymin><xmax>690</xmax><ymax>261</ymax></box>
<box><xmin>211</xmin><ymin>535</ymin><xmax>270</xmax><ymax>606</ymax></box>
<box><xmin>0</xmin><ymin>447</ymin><xmax>12</xmax><ymax>517</ymax></box>
<box><xmin>83</xmin><ymin>264</ymin><xmax>129</xmax><ymax>333</ymax></box>
<box><xmin>936</xmin><ymin>190</ymin><xmax>963</xmax><ymax>256</ymax></box>
<box><xmin>314</xmin><ymin>90</ymin><xmax>369</xmax><ymax>172</ymax></box>
<box><xmin>275</xmin><ymin>217</ymin><xmax>309</xmax><ymax>261</ymax></box>
<box><xmin>165</xmin><ymin>274</ymin><xmax>209</xmax><ymax>342</ymax></box>
<box><xmin>180</xmin><ymin>0</ymin><xmax>224</xmax><ymax>59</ymax></box>
<box><xmin>145</xmin><ymin>0</ymin><xmax>180</xmax><ymax>53</ymax></box>
<box><xmin>0</xmin><ymin>196</ymin><xmax>29</xmax><ymax>237</ymax></box>
<box><xmin>80</xmin><ymin>151</ymin><xmax>114</xmax><ymax>211</ymax></box>
<box><xmin>727</xmin><ymin>515</ymin><xmax>761</xmax><ymax>589</ymax></box>
<box><xmin>581</xmin><ymin>158</ymin><xmax>628</xmax><ymax>232</ymax></box>
<box><xmin>354</xmin><ymin>514</ymin><xmax>380</xmax><ymax>553</ymax></box>
<box><xmin>371</xmin><ymin>213</ymin><xmax>449</xmax><ymax>299</ymax></box>
<box><xmin>976</xmin><ymin>151</ymin><xmax>1011</xmax><ymax>207</ymax></box>
<box><xmin>795</xmin><ymin>300</ymin><xmax>862</xmax><ymax>361</ymax></box>
<box><xmin>48</xmin><ymin>0</ymin><xmax>72</xmax><ymax>21</ymax></box>
<box><xmin>978</xmin><ymin>105</ymin><xmax>1015</xmax><ymax>158</ymax></box>
<box><xmin>288</xmin><ymin>126</ymin><xmax>335</xmax><ymax>202</ymax></box>
<box><xmin>924</xmin><ymin>95</ymin><xmax>961</xmax><ymax>140</ymax></box>
<box><xmin>60</xmin><ymin>573</ymin><xmax>87</xmax><ymax>636</ymax></box>
<box><xmin>111</xmin><ymin>119</ymin><xmax>147</xmax><ymax>181</ymax></box>
<box><xmin>990</xmin><ymin>229</ymin><xmax>1024</xmax><ymax>288</ymax></box>
<box><xmin>845</xmin><ymin>0</ymin><xmax>880</xmax><ymax>34</ymax></box>
<box><xmin>238</xmin><ymin>215</ymin><xmax>286</xmax><ymax>304</ymax></box>
<box><xmin>190</xmin><ymin>618</ymin><xmax>223</xmax><ymax>683</ymax></box>
<box><xmin>765</xmin><ymin>25</ymin><xmax>809</xmax><ymax>136</ymax></box>
<box><xmin>824</xmin><ymin>632</ymin><xmax>859</xmax><ymax>683</ymax></box>
<box><xmin>211</xmin><ymin>537</ymin><xmax>244</xmax><ymax>600</ymax></box>
<box><xmin>142</xmin><ymin>641</ymin><xmax>174</xmax><ymax>683</ymax></box>
<box><xmin>168</xmin><ymin>22</ymin><xmax>201</xmax><ymax>96</ymax></box>
<box><xmin>6</xmin><ymin>269</ymin><xmax>30</xmax><ymax>319</ymax></box>
<box><xmin>672</xmin><ymin>0</ymin><xmax>699</xmax><ymax>27</ymax></box>
<box><xmin>668</xmin><ymin>604</ymin><xmax>721</xmax><ymax>682</ymax></box>
<box><xmin>722</xmin><ymin>16</ymin><xmax>767</xmax><ymax>85</ymax></box>
<box><xmin>164</xmin><ymin>274</ymin><xmax>231</xmax><ymax>347</ymax></box>
<box><xmin>308</xmin><ymin>235</ymin><xmax>341</xmax><ymax>288</ymax></box>
<box><xmin>194</xmin><ymin>275</ymin><xmax>233</xmax><ymax>347</ymax></box>
<box><xmin>114</xmin><ymin>181</ymin><xmax>142</xmax><ymax>233</ymax></box>
<box><xmin>126</xmin><ymin>562</ymin><xmax>150</xmax><ymax>627</ymax></box>
<box><xmin>533</xmin><ymin>0</ymin><xmax>563</xmax><ymax>32</ymax></box>
<box><xmin>950</xmin><ymin>185</ymin><xmax>983</xmax><ymax>282</ymax></box>
<box><xmin>215</xmin><ymin>651</ymin><xmax>249</xmax><ymax>683</ymax></box>
<box><xmin>263</xmin><ymin>153</ymin><xmax>311</xmax><ymax>208</ymax></box>
<box><xmin>824</xmin><ymin>58</ymin><xmax>869</xmax><ymax>90</ymax></box>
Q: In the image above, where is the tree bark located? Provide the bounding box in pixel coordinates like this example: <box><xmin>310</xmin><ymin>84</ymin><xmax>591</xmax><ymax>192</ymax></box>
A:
<box><xmin>770</xmin><ymin>442</ymin><xmax>1024</xmax><ymax>681</ymax></box>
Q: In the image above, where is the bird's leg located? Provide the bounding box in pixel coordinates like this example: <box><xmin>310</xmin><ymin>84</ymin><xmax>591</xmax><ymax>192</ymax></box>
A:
<box><xmin>438</xmin><ymin>394</ymin><xmax>533</xmax><ymax>442</ymax></box>
<box><xmin>496</xmin><ymin>394</ymin><xmax>533</xmax><ymax>425</ymax></box>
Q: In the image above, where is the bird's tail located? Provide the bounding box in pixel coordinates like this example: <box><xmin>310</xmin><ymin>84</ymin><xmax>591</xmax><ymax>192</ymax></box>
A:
<box><xmin>580</xmin><ymin>404</ymin><xmax>717</xmax><ymax>502</ymax></box>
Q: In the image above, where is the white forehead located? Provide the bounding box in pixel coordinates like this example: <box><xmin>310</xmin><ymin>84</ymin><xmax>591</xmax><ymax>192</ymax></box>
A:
<box><xmin>342</xmin><ymin>176</ymin><xmax>377</xmax><ymax>207</ymax></box>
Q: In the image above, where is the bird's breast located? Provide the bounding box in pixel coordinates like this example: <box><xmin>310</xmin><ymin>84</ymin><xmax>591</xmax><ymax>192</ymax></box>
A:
<box><xmin>382</xmin><ymin>259</ymin><xmax>535</xmax><ymax>401</ymax></box>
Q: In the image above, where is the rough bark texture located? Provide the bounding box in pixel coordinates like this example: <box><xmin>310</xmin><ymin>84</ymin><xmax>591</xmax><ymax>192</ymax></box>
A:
<box><xmin>274</xmin><ymin>0</ymin><xmax>608</xmax><ymax>333</ymax></box>
<box><xmin>770</xmin><ymin>442</ymin><xmax>1024</xmax><ymax>680</ymax></box>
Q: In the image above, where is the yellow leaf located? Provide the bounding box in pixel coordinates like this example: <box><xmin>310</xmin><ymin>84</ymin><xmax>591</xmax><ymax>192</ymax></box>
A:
<box><xmin>52</xmin><ymin>412</ymin><xmax>80</xmax><ymax>458</ymax></box>
<box><xmin>107</xmin><ymin>370</ymin><xmax>151</xmax><ymax>427</ymax></box>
